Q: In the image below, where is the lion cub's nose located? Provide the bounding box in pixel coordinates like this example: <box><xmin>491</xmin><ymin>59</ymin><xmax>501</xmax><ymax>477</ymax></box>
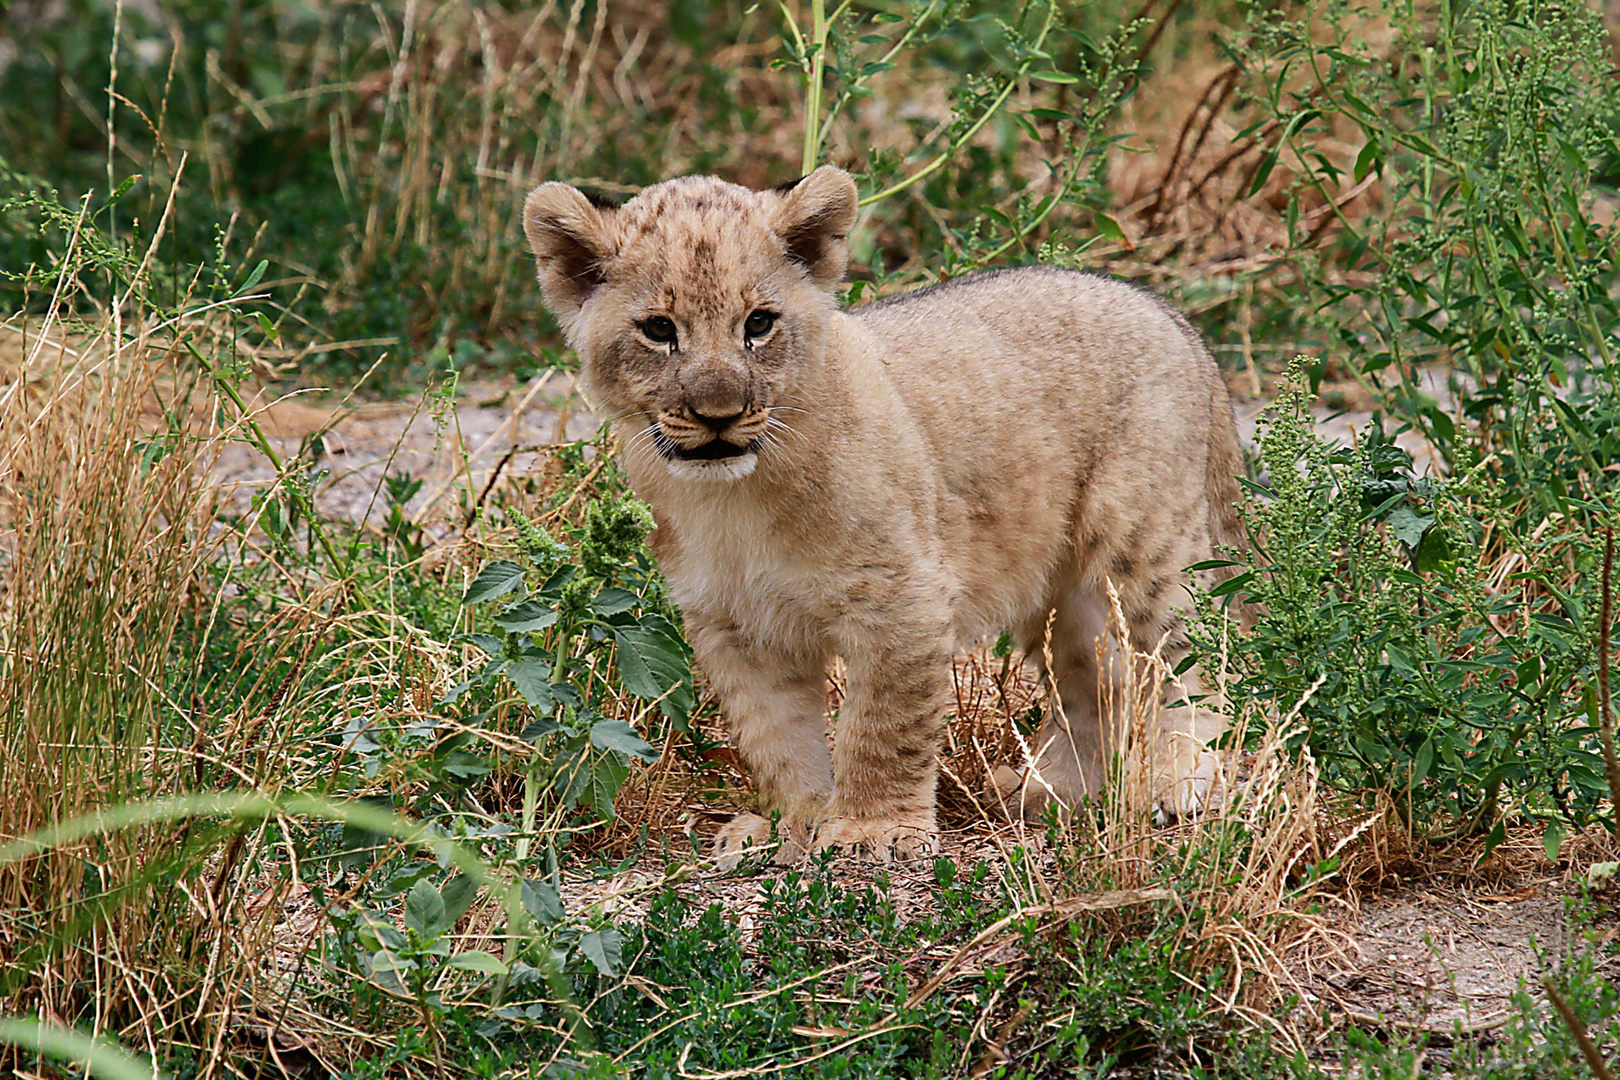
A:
<box><xmin>691</xmin><ymin>406</ymin><xmax>746</xmax><ymax>434</ymax></box>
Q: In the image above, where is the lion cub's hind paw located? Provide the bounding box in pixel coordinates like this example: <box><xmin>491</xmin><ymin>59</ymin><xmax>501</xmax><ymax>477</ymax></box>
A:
<box><xmin>810</xmin><ymin>817</ymin><xmax>937</xmax><ymax>862</ymax></box>
<box><xmin>1151</xmin><ymin>748</ymin><xmax>1222</xmax><ymax>826</ymax></box>
<box><xmin>711</xmin><ymin>812</ymin><xmax>807</xmax><ymax>873</ymax></box>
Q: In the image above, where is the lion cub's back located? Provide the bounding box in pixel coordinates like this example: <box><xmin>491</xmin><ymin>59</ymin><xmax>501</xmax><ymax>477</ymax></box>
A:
<box><xmin>851</xmin><ymin>267</ymin><xmax>1221</xmax><ymax>454</ymax></box>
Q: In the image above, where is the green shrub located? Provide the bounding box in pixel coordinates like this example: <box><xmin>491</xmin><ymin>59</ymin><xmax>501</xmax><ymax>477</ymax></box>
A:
<box><xmin>1199</xmin><ymin>363</ymin><xmax>1608</xmax><ymax>854</ymax></box>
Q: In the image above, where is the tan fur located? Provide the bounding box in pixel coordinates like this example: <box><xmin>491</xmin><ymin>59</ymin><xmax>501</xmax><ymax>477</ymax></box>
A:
<box><xmin>523</xmin><ymin>167</ymin><xmax>1246</xmax><ymax>867</ymax></box>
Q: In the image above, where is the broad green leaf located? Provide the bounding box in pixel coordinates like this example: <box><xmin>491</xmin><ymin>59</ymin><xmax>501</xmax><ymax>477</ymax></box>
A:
<box><xmin>581</xmin><ymin>752</ymin><xmax>629</xmax><ymax>817</ymax></box>
<box><xmin>405</xmin><ymin>878</ymin><xmax>446</xmax><ymax>938</ymax></box>
<box><xmin>1411</xmin><ymin>738</ymin><xmax>1434</xmax><ymax>785</ymax></box>
<box><xmin>441</xmin><ymin>749</ymin><xmax>490</xmax><ymax>780</ymax></box>
<box><xmin>1353</xmin><ymin>137</ymin><xmax>1382</xmax><ymax>183</ymax></box>
<box><xmin>612</xmin><ymin>617</ymin><xmax>693</xmax><ymax>720</ymax></box>
<box><xmin>448</xmin><ymin>950</ymin><xmax>509</xmax><ymax>975</ymax></box>
<box><xmin>578</xmin><ymin>929</ymin><xmax>623</xmax><ymax>976</ymax></box>
<box><xmin>506</xmin><ymin>659</ymin><xmax>555</xmax><ymax>710</ymax></box>
<box><xmin>494</xmin><ymin>599</ymin><xmax>558</xmax><ymax>633</ymax></box>
<box><xmin>463</xmin><ymin>633</ymin><xmax>506</xmax><ymax>658</ymax></box>
<box><xmin>462</xmin><ymin>560</ymin><xmax>527</xmax><ymax>605</ymax></box>
<box><xmin>590</xmin><ymin>718</ymin><xmax>658</xmax><ymax>763</ymax></box>
<box><xmin>521</xmin><ymin>879</ymin><xmax>565</xmax><ymax>926</ymax></box>
<box><xmin>1544</xmin><ymin>822</ymin><xmax>1567</xmax><ymax>863</ymax></box>
<box><xmin>255</xmin><ymin>311</ymin><xmax>279</xmax><ymax>343</ymax></box>
<box><xmin>441</xmin><ymin>874</ymin><xmax>479</xmax><ymax>927</ymax></box>
<box><xmin>520</xmin><ymin>715</ymin><xmax>560</xmax><ymax>744</ymax></box>
<box><xmin>1385</xmin><ymin>506</ymin><xmax>1433</xmax><ymax>549</ymax></box>
<box><xmin>1028</xmin><ymin>70</ymin><xmax>1079</xmax><ymax>83</ymax></box>
<box><xmin>1093</xmin><ymin>212</ymin><xmax>1126</xmax><ymax>244</ymax></box>
<box><xmin>590</xmin><ymin>587</ymin><xmax>639</xmax><ymax>615</ymax></box>
<box><xmin>366</xmin><ymin>948</ymin><xmax>416</xmax><ymax>990</ymax></box>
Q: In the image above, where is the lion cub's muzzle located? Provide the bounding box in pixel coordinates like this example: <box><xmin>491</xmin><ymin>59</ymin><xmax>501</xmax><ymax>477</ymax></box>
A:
<box><xmin>654</xmin><ymin>405</ymin><xmax>771</xmax><ymax>465</ymax></box>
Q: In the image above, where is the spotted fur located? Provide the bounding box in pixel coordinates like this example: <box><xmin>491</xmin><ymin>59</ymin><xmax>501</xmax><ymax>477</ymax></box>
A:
<box><xmin>523</xmin><ymin>166</ymin><xmax>1246</xmax><ymax>867</ymax></box>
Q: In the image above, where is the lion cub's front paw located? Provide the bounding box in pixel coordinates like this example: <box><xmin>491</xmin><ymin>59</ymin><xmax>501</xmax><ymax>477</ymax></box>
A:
<box><xmin>810</xmin><ymin>816</ymin><xmax>937</xmax><ymax>862</ymax></box>
<box><xmin>711</xmin><ymin>813</ymin><xmax>808</xmax><ymax>872</ymax></box>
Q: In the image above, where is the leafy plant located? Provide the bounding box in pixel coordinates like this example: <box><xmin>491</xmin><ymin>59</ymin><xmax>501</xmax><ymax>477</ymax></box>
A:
<box><xmin>455</xmin><ymin>490</ymin><xmax>688</xmax><ymax>853</ymax></box>
<box><xmin>1198</xmin><ymin>362</ymin><xmax>1607</xmax><ymax>851</ymax></box>
<box><xmin>1237</xmin><ymin>0</ymin><xmax>1620</xmax><ymax>502</ymax></box>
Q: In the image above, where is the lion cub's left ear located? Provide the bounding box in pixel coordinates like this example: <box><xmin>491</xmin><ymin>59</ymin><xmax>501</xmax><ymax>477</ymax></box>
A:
<box><xmin>523</xmin><ymin>183</ymin><xmax>617</xmax><ymax>331</ymax></box>
<box><xmin>770</xmin><ymin>166</ymin><xmax>858</xmax><ymax>291</ymax></box>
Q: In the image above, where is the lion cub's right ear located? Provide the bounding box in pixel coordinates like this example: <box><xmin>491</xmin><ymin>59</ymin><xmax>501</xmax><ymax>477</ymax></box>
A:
<box><xmin>523</xmin><ymin>183</ymin><xmax>617</xmax><ymax>327</ymax></box>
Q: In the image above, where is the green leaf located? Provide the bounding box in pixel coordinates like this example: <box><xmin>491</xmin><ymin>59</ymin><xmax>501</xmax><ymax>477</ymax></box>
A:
<box><xmin>464</xmin><ymin>633</ymin><xmax>506</xmax><ymax>658</ymax></box>
<box><xmin>462</xmin><ymin>560</ymin><xmax>527</xmax><ymax>605</ymax></box>
<box><xmin>0</xmin><ymin>1016</ymin><xmax>160</xmax><ymax>1080</ymax></box>
<box><xmin>1544</xmin><ymin>822</ymin><xmax>1567</xmax><ymax>863</ymax></box>
<box><xmin>1208</xmin><ymin>571</ymin><xmax>1255</xmax><ymax>598</ymax></box>
<box><xmin>1353</xmin><ymin>137</ymin><xmax>1382</xmax><ymax>183</ymax></box>
<box><xmin>367</xmin><ymin>948</ymin><xmax>416</xmax><ymax>989</ymax></box>
<box><xmin>1028</xmin><ymin>70</ymin><xmax>1079</xmax><ymax>83</ymax></box>
<box><xmin>521</xmin><ymin>715</ymin><xmax>560</xmax><ymax>744</ymax></box>
<box><xmin>590</xmin><ymin>718</ymin><xmax>658</xmax><ymax>763</ymax></box>
<box><xmin>590</xmin><ymin>587</ymin><xmax>639</xmax><ymax>615</ymax></box>
<box><xmin>522</xmin><ymin>879</ymin><xmax>565</xmax><ymax>926</ymax></box>
<box><xmin>578</xmin><ymin>928</ymin><xmax>623</xmax><ymax>976</ymax></box>
<box><xmin>1246</xmin><ymin>109</ymin><xmax>1320</xmax><ymax>198</ymax></box>
<box><xmin>506</xmin><ymin>659</ymin><xmax>555</xmax><ymax>710</ymax></box>
<box><xmin>405</xmin><ymin>879</ymin><xmax>446</xmax><ymax>939</ymax></box>
<box><xmin>1476</xmin><ymin>819</ymin><xmax>1507</xmax><ymax>866</ymax></box>
<box><xmin>240</xmin><ymin>259</ymin><xmax>269</xmax><ymax>293</ymax></box>
<box><xmin>612</xmin><ymin>617</ymin><xmax>693</xmax><ymax>720</ymax></box>
<box><xmin>991</xmin><ymin>629</ymin><xmax>1014</xmax><ymax>660</ymax></box>
<box><xmin>255</xmin><ymin>310</ymin><xmax>280</xmax><ymax>343</ymax></box>
<box><xmin>1093</xmin><ymin>212</ymin><xmax>1126</xmax><ymax>243</ymax></box>
<box><xmin>441</xmin><ymin>874</ymin><xmax>479</xmax><ymax>927</ymax></box>
<box><xmin>493</xmin><ymin>599</ymin><xmax>558</xmax><ymax>632</ymax></box>
<box><xmin>95</xmin><ymin>174</ymin><xmax>140</xmax><ymax>214</ymax></box>
<box><xmin>448</xmin><ymin>950</ymin><xmax>509</xmax><ymax>975</ymax></box>
<box><xmin>1385</xmin><ymin>506</ymin><xmax>1433</xmax><ymax>549</ymax></box>
<box><xmin>1411</xmin><ymin>737</ymin><xmax>1434</xmax><ymax>785</ymax></box>
<box><xmin>581</xmin><ymin>752</ymin><xmax>629</xmax><ymax>817</ymax></box>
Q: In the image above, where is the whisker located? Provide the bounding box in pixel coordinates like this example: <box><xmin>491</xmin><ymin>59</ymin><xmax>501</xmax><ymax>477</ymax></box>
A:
<box><xmin>766</xmin><ymin>416</ymin><xmax>811</xmax><ymax>448</ymax></box>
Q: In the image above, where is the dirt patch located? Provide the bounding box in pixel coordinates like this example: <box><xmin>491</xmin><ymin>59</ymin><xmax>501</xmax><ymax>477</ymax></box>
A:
<box><xmin>1300</xmin><ymin>878</ymin><xmax>1572</xmax><ymax>1036</ymax></box>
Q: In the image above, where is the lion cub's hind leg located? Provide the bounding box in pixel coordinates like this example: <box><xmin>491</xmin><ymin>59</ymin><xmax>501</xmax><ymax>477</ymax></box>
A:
<box><xmin>991</xmin><ymin>582</ymin><xmax>1111</xmax><ymax>821</ymax></box>
<box><xmin>991</xmin><ymin>562</ymin><xmax>1227</xmax><ymax>823</ymax></box>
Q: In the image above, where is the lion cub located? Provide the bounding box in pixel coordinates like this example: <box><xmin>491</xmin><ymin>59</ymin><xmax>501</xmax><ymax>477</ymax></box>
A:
<box><xmin>523</xmin><ymin>166</ymin><xmax>1244</xmax><ymax>866</ymax></box>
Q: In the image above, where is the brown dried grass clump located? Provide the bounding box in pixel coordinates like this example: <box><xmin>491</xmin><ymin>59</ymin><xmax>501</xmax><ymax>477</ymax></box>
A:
<box><xmin>0</xmin><ymin>306</ymin><xmax>227</xmax><ymax>1045</ymax></box>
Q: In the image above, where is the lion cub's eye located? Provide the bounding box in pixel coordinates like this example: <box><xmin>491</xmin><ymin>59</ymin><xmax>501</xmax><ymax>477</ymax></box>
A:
<box><xmin>639</xmin><ymin>316</ymin><xmax>678</xmax><ymax>346</ymax></box>
<box><xmin>744</xmin><ymin>309</ymin><xmax>777</xmax><ymax>339</ymax></box>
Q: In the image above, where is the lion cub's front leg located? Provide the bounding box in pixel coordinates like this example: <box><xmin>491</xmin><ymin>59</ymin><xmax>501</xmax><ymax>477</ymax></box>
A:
<box><xmin>813</xmin><ymin>615</ymin><xmax>954</xmax><ymax>862</ymax></box>
<box><xmin>686</xmin><ymin>618</ymin><xmax>834</xmax><ymax>870</ymax></box>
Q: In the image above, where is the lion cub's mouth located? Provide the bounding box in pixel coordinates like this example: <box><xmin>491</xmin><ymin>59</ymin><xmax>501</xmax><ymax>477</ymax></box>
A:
<box><xmin>654</xmin><ymin>430</ymin><xmax>761</xmax><ymax>463</ymax></box>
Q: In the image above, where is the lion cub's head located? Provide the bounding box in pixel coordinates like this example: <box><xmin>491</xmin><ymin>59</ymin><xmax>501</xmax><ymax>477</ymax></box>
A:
<box><xmin>523</xmin><ymin>167</ymin><xmax>858</xmax><ymax>482</ymax></box>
